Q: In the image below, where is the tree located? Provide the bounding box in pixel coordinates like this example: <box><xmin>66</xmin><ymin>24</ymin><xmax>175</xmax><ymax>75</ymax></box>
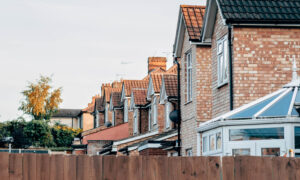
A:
<box><xmin>19</xmin><ymin>76</ymin><xmax>62</xmax><ymax>120</ymax></box>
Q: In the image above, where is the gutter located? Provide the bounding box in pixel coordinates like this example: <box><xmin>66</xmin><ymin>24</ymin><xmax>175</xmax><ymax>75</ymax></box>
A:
<box><xmin>228</xmin><ymin>24</ymin><xmax>234</xmax><ymax>110</ymax></box>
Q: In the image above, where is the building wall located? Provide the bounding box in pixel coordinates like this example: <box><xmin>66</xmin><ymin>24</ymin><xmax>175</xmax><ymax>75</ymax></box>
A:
<box><xmin>211</xmin><ymin>10</ymin><xmax>230</xmax><ymax>118</ymax></box>
<box><xmin>114</xmin><ymin>108</ymin><xmax>124</xmax><ymax>126</ymax></box>
<box><xmin>99</xmin><ymin>112</ymin><xmax>105</xmax><ymax>126</ymax></box>
<box><xmin>87</xmin><ymin>140</ymin><xmax>111</xmax><ymax>155</ymax></box>
<box><xmin>232</xmin><ymin>26</ymin><xmax>300</xmax><ymax>109</ymax></box>
<box><xmin>139</xmin><ymin>148</ymin><xmax>168</xmax><ymax>156</ymax></box>
<box><xmin>82</xmin><ymin>112</ymin><xmax>94</xmax><ymax>131</ymax></box>
<box><xmin>50</xmin><ymin>117</ymin><xmax>79</xmax><ymax>129</ymax></box>
<box><xmin>140</xmin><ymin>108</ymin><xmax>149</xmax><ymax>134</ymax></box>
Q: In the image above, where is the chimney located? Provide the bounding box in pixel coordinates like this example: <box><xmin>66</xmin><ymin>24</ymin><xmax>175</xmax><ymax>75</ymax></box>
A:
<box><xmin>148</xmin><ymin>57</ymin><xmax>167</xmax><ymax>74</ymax></box>
<box><xmin>101</xmin><ymin>83</ymin><xmax>111</xmax><ymax>96</ymax></box>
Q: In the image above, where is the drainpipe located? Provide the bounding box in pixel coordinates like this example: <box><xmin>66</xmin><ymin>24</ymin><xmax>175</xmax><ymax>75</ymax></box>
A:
<box><xmin>174</xmin><ymin>57</ymin><xmax>181</xmax><ymax>156</ymax></box>
<box><xmin>228</xmin><ymin>24</ymin><xmax>234</xmax><ymax>110</ymax></box>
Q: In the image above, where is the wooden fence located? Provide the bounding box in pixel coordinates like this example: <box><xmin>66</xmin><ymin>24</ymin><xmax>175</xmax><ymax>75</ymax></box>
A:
<box><xmin>1</xmin><ymin>153</ymin><xmax>300</xmax><ymax>180</ymax></box>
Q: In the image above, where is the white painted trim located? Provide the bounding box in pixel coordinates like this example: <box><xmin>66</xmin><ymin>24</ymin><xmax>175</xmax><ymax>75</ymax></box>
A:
<box><xmin>288</xmin><ymin>87</ymin><xmax>298</xmax><ymax>116</ymax></box>
<box><xmin>200</xmin><ymin>88</ymin><xmax>286</xmax><ymax>127</ymax></box>
<box><xmin>156</xmin><ymin>132</ymin><xmax>178</xmax><ymax>141</ymax></box>
<box><xmin>111</xmin><ymin>147</ymin><xmax>117</xmax><ymax>152</ymax></box>
<box><xmin>128</xmin><ymin>146</ymin><xmax>138</xmax><ymax>151</ymax></box>
<box><xmin>120</xmin><ymin>85</ymin><xmax>126</xmax><ymax>102</ymax></box>
<box><xmin>138</xmin><ymin>143</ymin><xmax>162</xmax><ymax>152</ymax></box>
<box><xmin>254</xmin><ymin>88</ymin><xmax>292</xmax><ymax>118</ymax></box>
<box><xmin>159</xmin><ymin>78</ymin><xmax>167</xmax><ymax>104</ymax></box>
<box><xmin>215</xmin><ymin>0</ymin><xmax>226</xmax><ymax>25</ymax></box>
<box><xmin>190</xmin><ymin>42</ymin><xmax>211</xmax><ymax>45</ymax></box>
<box><xmin>113</xmin><ymin>130</ymin><xmax>159</xmax><ymax>146</ymax></box>
<box><xmin>129</xmin><ymin>91</ymin><xmax>135</xmax><ymax>111</ymax></box>
<box><xmin>147</xmin><ymin>76</ymin><xmax>154</xmax><ymax>100</ymax></box>
<box><xmin>173</xmin><ymin>10</ymin><xmax>184</xmax><ymax>58</ymax></box>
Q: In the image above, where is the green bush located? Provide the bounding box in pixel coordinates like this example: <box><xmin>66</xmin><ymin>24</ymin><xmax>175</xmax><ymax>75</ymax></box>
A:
<box><xmin>4</xmin><ymin>118</ymin><xmax>31</xmax><ymax>148</ymax></box>
<box><xmin>51</xmin><ymin>124</ymin><xmax>82</xmax><ymax>147</ymax></box>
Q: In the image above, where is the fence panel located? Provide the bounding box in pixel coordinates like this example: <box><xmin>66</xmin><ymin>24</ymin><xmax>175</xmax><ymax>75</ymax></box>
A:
<box><xmin>23</xmin><ymin>153</ymin><xmax>37</xmax><ymax>180</ymax></box>
<box><xmin>128</xmin><ymin>156</ymin><xmax>142</xmax><ymax>180</ymax></box>
<box><xmin>64</xmin><ymin>155</ymin><xmax>77</xmax><ymax>180</ymax></box>
<box><xmin>36</xmin><ymin>154</ymin><xmax>50</xmax><ymax>180</ymax></box>
<box><xmin>102</xmin><ymin>155</ymin><xmax>117</xmax><ymax>180</ymax></box>
<box><xmin>222</xmin><ymin>156</ymin><xmax>234</xmax><ymax>180</ymax></box>
<box><xmin>50</xmin><ymin>155</ymin><xmax>64</xmax><ymax>180</ymax></box>
<box><xmin>9</xmin><ymin>153</ymin><xmax>23</xmax><ymax>180</ymax></box>
<box><xmin>0</xmin><ymin>153</ymin><xmax>9</xmax><ymax>179</ymax></box>
<box><xmin>272</xmin><ymin>157</ymin><xmax>298</xmax><ymax>180</ymax></box>
<box><xmin>89</xmin><ymin>155</ymin><xmax>103</xmax><ymax>180</ymax></box>
<box><xmin>168</xmin><ymin>157</ymin><xmax>181</xmax><ymax>180</ymax></box>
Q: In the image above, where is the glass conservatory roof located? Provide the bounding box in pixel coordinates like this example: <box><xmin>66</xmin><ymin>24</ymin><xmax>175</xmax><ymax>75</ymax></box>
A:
<box><xmin>200</xmin><ymin>60</ymin><xmax>300</xmax><ymax>127</ymax></box>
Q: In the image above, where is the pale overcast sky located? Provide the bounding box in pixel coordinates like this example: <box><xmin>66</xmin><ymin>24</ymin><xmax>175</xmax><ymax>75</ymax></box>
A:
<box><xmin>0</xmin><ymin>0</ymin><xmax>206</xmax><ymax>121</ymax></box>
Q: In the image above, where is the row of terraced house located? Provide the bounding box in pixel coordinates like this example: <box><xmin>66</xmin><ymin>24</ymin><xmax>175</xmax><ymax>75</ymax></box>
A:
<box><xmin>52</xmin><ymin>0</ymin><xmax>300</xmax><ymax>157</ymax></box>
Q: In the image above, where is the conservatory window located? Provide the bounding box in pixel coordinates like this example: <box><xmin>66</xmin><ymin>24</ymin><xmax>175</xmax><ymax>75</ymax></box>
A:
<box><xmin>261</xmin><ymin>148</ymin><xmax>280</xmax><ymax>157</ymax></box>
<box><xmin>209</xmin><ymin>135</ymin><xmax>215</xmax><ymax>151</ymax></box>
<box><xmin>229</xmin><ymin>127</ymin><xmax>284</xmax><ymax>141</ymax></box>
<box><xmin>295</xmin><ymin>127</ymin><xmax>300</xmax><ymax>149</ymax></box>
<box><xmin>203</xmin><ymin>136</ymin><xmax>208</xmax><ymax>152</ymax></box>
<box><xmin>216</xmin><ymin>132</ymin><xmax>222</xmax><ymax>150</ymax></box>
<box><xmin>232</xmin><ymin>149</ymin><xmax>250</xmax><ymax>156</ymax></box>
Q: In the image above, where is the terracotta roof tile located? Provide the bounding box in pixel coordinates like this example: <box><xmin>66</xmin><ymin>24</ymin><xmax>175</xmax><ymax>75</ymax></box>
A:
<box><xmin>166</xmin><ymin>64</ymin><xmax>178</xmax><ymax>74</ymax></box>
<box><xmin>104</xmin><ymin>87</ymin><xmax>122</xmax><ymax>103</ymax></box>
<box><xmin>142</xmin><ymin>67</ymin><xmax>167</xmax><ymax>81</ymax></box>
<box><xmin>163</xmin><ymin>74</ymin><xmax>178</xmax><ymax>97</ymax></box>
<box><xmin>181</xmin><ymin>5</ymin><xmax>206</xmax><ymax>41</ymax></box>
<box><xmin>132</xmin><ymin>89</ymin><xmax>148</xmax><ymax>106</ymax></box>
<box><xmin>82</xmin><ymin>95</ymin><xmax>99</xmax><ymax>113</ymax></box>
<box><xmin>151</xmin><ymin>73</ymin><xmax>165</xmax><ymax>93</ymax></box>
<box><xmin>123</xmin><ymin>80</ymin><xmax>148</xmax><ymax>97</ymax></box>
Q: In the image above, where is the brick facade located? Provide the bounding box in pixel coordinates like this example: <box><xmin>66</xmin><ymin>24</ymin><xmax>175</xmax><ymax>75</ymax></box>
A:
<box><xmin>139</xmin><ymin>148</ymin><xmax>168</xmax><ymax>156</ymax></box>
<box><xmin>114</xmin><ymin>108</ymin><xmax>124</xmax><ymax>126</ymax></box>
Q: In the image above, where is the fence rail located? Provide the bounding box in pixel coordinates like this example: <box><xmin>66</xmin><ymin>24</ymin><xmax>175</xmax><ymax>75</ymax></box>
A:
<box><xmin>1</xmin><ymin>153</ymin><xmax>300</xmax><ymax>180</ymax></box>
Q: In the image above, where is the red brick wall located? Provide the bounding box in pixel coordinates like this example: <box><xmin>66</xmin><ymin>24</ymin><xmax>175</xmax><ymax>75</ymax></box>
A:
<box><xmin>211</xmin><ymin>10</ymin><xmax>230</xmax><ymax>118</ymax></box>
<box><xmin>99</xmin><ymin>113</ymin><xmax>105</xmax><ymax>126</ymax></box>
<box><xmin>232</xmin><ymin>27</ymin><xmax>300</xmax><ymax>108</ymax></box>
<box><xmin>140</xmin><ymin>108</ymin><xmax>149</xmax><ymax>134</ymax></box>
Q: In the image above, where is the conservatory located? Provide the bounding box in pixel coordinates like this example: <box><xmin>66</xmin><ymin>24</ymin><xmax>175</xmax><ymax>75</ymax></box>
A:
<box><xmin>197</xmin><ymin>63</ymin><xmax>300</xmax><ymax>157</ymax></box>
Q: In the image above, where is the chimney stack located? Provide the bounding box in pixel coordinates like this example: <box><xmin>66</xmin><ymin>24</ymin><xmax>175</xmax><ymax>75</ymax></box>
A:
<box><xmin>148</xmin><ymin>57</ymin><xmax>167</xmax><ymax>74</ymax></box>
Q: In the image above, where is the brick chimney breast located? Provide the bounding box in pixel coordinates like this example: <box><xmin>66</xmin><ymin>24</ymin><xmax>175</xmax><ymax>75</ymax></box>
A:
<box><xmin>148</xmin><ymin>57</ymin><xmax>167</xmax><ymax>74</ymax></box>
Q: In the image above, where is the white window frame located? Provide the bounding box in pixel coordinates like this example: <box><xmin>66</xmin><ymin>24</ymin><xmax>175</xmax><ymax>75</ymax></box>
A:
<box><xmin>133</xmin><ymin>109</ymin><xmax>138</xmax><ymax>134</ymax></box>
<box><xmin>186</xmin><ymin>52</ymin><xmax>192</xmax><ymax>102</ymax></box>
<box><xmin>124</xmin><ymin>99</ymin><xmax>128</xmax><ymax>123</ymax></box>
<box><xmin>202</xmin><ymin>128</ymin><xmax>223</xmax><ymax>156</ymax></box>
<box><xmin>105</xmin><ymin>105</ymin><xmax>108</xmax><ymax>123</ymax></box>
<box><xmin>95</xmin><ymin>110</ymin><xmax>99</xmax><ymax>128</ymax></box>
<box><xmin>217</xmin><ymin>35</ymin><xmax>229</xmax><ymax>87</ymax></box>
<box><xmin>152</xmin><ymin>96</ymin><xmax>157</xmax><ymax>125</ymax></box>
<box><xmin>186</xmin><ymin>148</ymin><xmax>193</xmax><ymax>156</ymax></box>
<box><xmin>165</xmin><ymin>102</ymin><xmax>171</xmax><ymax>129</ymax></box>
<box><xmin>112</xmin><ymin>111</ymin><xmax>115</xmax><ymax>126</ymax></box>
<box><xmin>148</xmin><ymin>106</ymin><xmax>152</xmax><ymax>131</ymax></box>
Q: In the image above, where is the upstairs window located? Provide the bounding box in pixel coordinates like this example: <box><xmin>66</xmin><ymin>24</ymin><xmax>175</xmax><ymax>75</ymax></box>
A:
<box><xmin>112</xmin><ymin>111</ymin><xmax>115</xmax><ymax>126</ymax></box>
<box><xmin>133</xmin><ymin>109</ymin><xmax>138</xmax><ymax>134</ymax></box>
<box><xmin>124</xmin><ymin>99</ymin><xmax>128</xmax><ymax>123</ymax></box>
<box><xmin>105</xmin><ymin>105</ymin><xmax>108</xmax><ymax>123</ymax></box>
<box><xmin>153</xmin><ymin>96</ymin><xmax>157</xmax><ymax>125</ymax></box>
<box><xmin>186</xmin><ymin>52</ymin><xmax>192</xmax><ymax>102</ymax></box>
<box><xmin>165</xmin><ymin>102</ymin><xmax>170</xmax><ymax>129</ymax></box>
<box><xmin>217</xmin><ymin>36</ymin><xmax>229</xmax><ymax>86</ymax></box>
<box><xmin>148</xmin><ymin>106</ymin><xmax>152</xmax><ymax>131</ymax></box>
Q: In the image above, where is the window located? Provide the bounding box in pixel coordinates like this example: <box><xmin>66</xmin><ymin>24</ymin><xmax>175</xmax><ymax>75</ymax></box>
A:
<box><xmin>133</xmin><ymin>109</ymin><xmax>138</xmax><ymax>134</ymax></box>
<box><xmin>124</xmin><ymin>99</ymin><xmax>128</xmax><ymax>123</ymax></box>
<box><xmin>95</xmin><ymin>110</ymin><xmax>99</xmax><ymax>128</ymax></box>
<box><xmin>186</xmin><ymin>52</ymin><xmax>192</xmax><ymax>102</ymax></box>
<box><xmin>209</xmin><ymin>134</ymin><xmax>216</xmax><ymax>151</ymax></box>
<box><xmin>153</xmin><ymin>97</ymin><xmax>157</xmax><ymax>125</ymax></box>
<box><xmin>229</xmin><ymin>127</ymin><xmax>284</xmax><ymax>141</ymax></box>
<box><xmin>295</xmin><ymin>127</ymin><xmax>300</xmax><ymax>149</ymax></box>
<box><xmin>217</xmin><ymin>36</ymin><xmax>229</xmax><ymax>86</ymax></box>
<box><xmin>261</xmin><ymin>148</ymin><xmax>280</xmax><ymax>157</ymax></box>
<box><xmin>165</xmin><ymin>102</ymin><xmax>170</xmax><ymax>129</ymax></box>
<box><xmin>105</xmin><ymin>105</ymin><xmax>108</xmax><ymax>123</ymax></box>
<box><xmin>216</xmin><ymin>132</ymin><xmax>222</xmax><ymax>150</ymax></box>
<box><xmin>148</xmin><ymin>107</ymin><xmax>152</xmax><ymax>131</ymax></box>
<box><xmin>186</xmin><ymin>148</ymin><xmax>193</xmax><ymax>156</ymax></box>
<box><xmin>112</xmin><ymin>111</ymin><xmax>115</xmax><ymax>126</ymax></box>
<box><xmin>203</xmin><ymin>136</ymin><xmax>208</xmax><ymax>152</ymax></box>
<box><xmin>232</xmin><ymin>149</ymin><xmax>250</xmax><ymax>156</ymax></box>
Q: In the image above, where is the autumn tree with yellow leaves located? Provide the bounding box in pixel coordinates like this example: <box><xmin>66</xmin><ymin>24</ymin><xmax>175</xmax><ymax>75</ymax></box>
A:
<box><xmin>19</xmin><ymin>76</ymin><xmax>63</xmax><ymax>120</ymax></box>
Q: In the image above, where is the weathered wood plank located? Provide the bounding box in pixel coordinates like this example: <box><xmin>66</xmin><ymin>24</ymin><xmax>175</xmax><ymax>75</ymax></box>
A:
<box><xmin>90</xmin><ymin>155</ymin><xmax>103</xmax><ymax>180</ymax></box>
<box><xmin>193</xmin><ymin>156</ymin><xmax>208</xmax><ymax>179</ymax></box>
<box><xmin>222</xmin><ymin>156</ymin><xmax>234</xmax><ymax>180</ymax></box>
<box><xmin>0</xmin><ymin>153</ymin><xmax>9</xmax><ymax>179</ymax></box>
<box><xmin>9</xmin><ymin>153</ymin><xmax>23</xmax><ymax>180</ymax></box>
<box><xmin>36</xmin><ymin>154</ymin><xmax>50</xmax><ymax>180</ymax></box>
<box><xmin>272</xmin><ymin>157</ymin><xmax>297</xmax><ymax>180</ymax></box>
<box><xmin>116</xmin><ymin>156</ymin><xmax>129</xmax><ymax>180</ymax></box>
<box><xmin>76</xmin><ymin>155</ymin><xmax>92</xmax><ymax>180</ymax></box>
<box><xmin>207</xmin><ymin>156</ymin><xmax>221</xmax><ymax>180</ymax></box>
<box><xmin>64</xmin><ymin>155</ymin><xmax>77</xmax><ymax>180</ymax></box>
<box><xmin>103</xmin><ymin>156</ymin><xmax>116</xmax><ymax>180</ymax></box>
<box><xmin>168</xmin><ymin>157</ymin><xmax>181</xmax><ymax>180</ymax></box>
<box><xmin>23</xmin><ymin>153</ymin><xmax>37</xmax><ymax>180</ymax></box>
<box><xmin>128</xmin><ymin>156</ymin><xmax>142</xmax><ymax>180</ymax></box>
<box><xmin>50</xmin><ymin>154</ymin><xmax>64</xmax><ymax>180</ymax></box>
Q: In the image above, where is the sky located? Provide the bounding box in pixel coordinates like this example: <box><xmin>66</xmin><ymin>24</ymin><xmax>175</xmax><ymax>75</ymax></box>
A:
<box><xmin>0</xmin><ymin>0</ymin><xmax>206</xmax><ymax>121</ymax></box>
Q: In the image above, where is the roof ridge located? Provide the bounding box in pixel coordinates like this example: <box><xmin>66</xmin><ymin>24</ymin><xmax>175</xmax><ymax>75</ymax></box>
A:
<box><xmin>180</xmin><ymin>5</ymin><xmax>206</xmax><ymax>9</ymax></box>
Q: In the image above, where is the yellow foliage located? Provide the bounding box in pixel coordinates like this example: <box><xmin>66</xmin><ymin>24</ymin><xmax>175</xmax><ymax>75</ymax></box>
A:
<box><xmin>19</xmin><ymin>75</ymin><xmax>63</xmax><ymax>120</ymax></box>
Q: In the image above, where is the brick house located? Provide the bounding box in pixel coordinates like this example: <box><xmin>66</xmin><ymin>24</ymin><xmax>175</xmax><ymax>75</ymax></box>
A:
<box><xmin>109</xmin><ymin>91</ymin><xmax>123</xmax><ymax>126</ymax></box>
<box><xmin>172</xmin><ymin>0</ymin><xmax>300</xmax><ymax>156</ymax></box>
<box><xmin>173</xmin><ymin>5</ymin><xmax>211</xmax><ymax>156</ymax></box>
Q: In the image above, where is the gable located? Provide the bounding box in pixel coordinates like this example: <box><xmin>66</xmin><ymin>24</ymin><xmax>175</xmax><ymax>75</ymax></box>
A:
<box><xmin>159</xmin><ymin>78</ymin><xmax>167</xmax><ymax>104</ymax></box>
<box><xmin>147</xmin><ymin>76</ymin><xmax>154</xmax><ymax>100</ymax></box>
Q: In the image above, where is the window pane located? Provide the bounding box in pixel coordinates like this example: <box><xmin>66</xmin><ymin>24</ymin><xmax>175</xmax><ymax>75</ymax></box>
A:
<box><xmin>218</xmin><ymin>56</ymin><xmax>224</xmax><ymax>83</ymax></box>
<box><xmin>232</xmin><ymin>149</ymin><xmax>250</xmax><ymax>156</ymax></box>
<box><xmin>261</xmin><ymin>148</ymin><xmax>280</xmax><ymax>157</ymax></box>
<box><xmin>217</xmin><ymin>42</ymin><xmax>223</xmax><ymax>54</ymax></box>
<box><xmin>203</xmin><ymin>136</ymin><xmax>208</xmax><ymax>152</ymax></box>
<box><xmin>229</xmin><ymin>127</ymin><xmax>284</xmax><ymax>141</ymax></box>
<box><xmin>209</xmin><ymin>135</ymin><xmax>215</xmax><ymax>151</ymax></box>
<box><xmin>295</xmin><ymin>127</ymin><xmax>300</xmax><ymax>149</ymax></box>
<box><xmin>216</xmin><ymin>132</ymin><xmax>222</xmax><ymax>150</ymax></box>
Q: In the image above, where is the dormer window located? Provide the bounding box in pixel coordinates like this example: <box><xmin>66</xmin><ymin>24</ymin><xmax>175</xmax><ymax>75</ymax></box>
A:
<box><xmin>133</xmin><ymin>109</ymin><xmax>138</xmax><ymax>134</ymax></box>
<box><xmin>153</xmin><ymin>96</ymin><xmax>157</xmax><ymax>125</ymax></box>
<box><xmin>217</xmin><ymin>35</ymin><xmax>229</xmax><ymax>86</ymax></box>
<box><xmin>165</xmin><ymin>102</ymin><xmax>171</xmax><ymax>129</ymax></box>
<box><xmin>124</xmin><ymin>99</ymin><xmax>128</xmax><ymax>123</ymax></box>
<box><xmin>186</xmin><ymin>52</ymin><xmax>192</xmax><ymax>102</ymax></box>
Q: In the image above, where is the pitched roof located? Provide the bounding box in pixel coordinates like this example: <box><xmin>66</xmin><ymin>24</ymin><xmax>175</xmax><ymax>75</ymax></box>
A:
<box><xmin>82</xmin><ymin>123</ymin><xmax>129</xmax><ymax>144</ymax></box>
<box><xmin>166</xmin><ymin>64</ymin><xmax>178</xmax><ymax>74</ymax></box>
<box><xmin>111</xmin><ymin>92</ymin><xmax>122</xmax><ymax>107</ymax></box>
<box><xmin>218</xmin><ymin>0</ymin><xmax>300</xmax><ymax>24</ymax></box>
<box><xmin>52</xmin><ymin>109</ymin><xmax>81</xmax><ymax>118</ymax></box>
<box><xmin>132</xmin><ymin>89</ymin><xmax>148</xmax><ymax>106</ymax></box>
<box><xmin>150</xmin><ymin>73</ymin><xmax>165</xmax><ymax>93</ymax></box>
<box><xmin>82</xmin><ymin>96</ymin><xmax>98</xmax><ymax>113</ymax></box>
<box><xmin>95</xmin><ymin>97</ymin><xmax>104</xmax><ymax>112</ymax></box>
<box><xmin>163</xmin><ymin>74</ymin><xmax>178</xmax><ymax>97</ymax></box>
<box><xmin>123</xmin><ymin>80</ymin><xmax>148</xmax><ymax>97</ymax></box>
<box><xmin>104</xmin><ymin>87</ymin><xmax>122</xmax><ymax>103</ymax></box>
<box><xmin>181</xmin><ymin>5</ymin><xmax>206</xmax><ymax>41</ymax></box>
